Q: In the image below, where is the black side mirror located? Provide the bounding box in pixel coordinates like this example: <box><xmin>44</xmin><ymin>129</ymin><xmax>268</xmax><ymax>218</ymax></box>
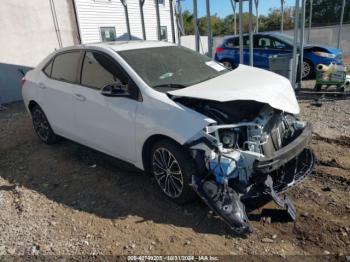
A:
<box><xmin>101</xmin><ymin>82</ymin><xmax>130</xmax><ymax>97</ymax></box>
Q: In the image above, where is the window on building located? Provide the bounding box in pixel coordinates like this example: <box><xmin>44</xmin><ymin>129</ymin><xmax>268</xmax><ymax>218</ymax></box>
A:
<box><xmin>100</xmin><ymin>27</ymin><xmax>116</xmax><ymax>42</ymax></box>
<box><xmin>158</xmin><ymin>0</ymin><xmax>165</xmax><ymax>4</ymax></box>
<box><xmin>81</xmin><ymin>51</ymin><xmax>127</xmax><ymax>90</ymax></box>
<box><xmin>51</xmin><ymin>51</ymin><xmax>81</xmax><ymax>83</ymax></box>
<box><xmin>160</xmin><ymin>26</ymin><xmax>168</xmax><ymax>41</ymax></box>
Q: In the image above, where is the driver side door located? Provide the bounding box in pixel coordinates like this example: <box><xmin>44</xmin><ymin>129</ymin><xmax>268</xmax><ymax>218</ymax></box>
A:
<box><xmin>73</xmin><ymin>50</ymin><xmax>139</xmax><ymax>163</ymax></box>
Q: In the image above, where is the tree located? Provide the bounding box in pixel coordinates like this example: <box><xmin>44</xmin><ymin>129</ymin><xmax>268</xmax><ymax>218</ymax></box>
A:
<box><xmin>306</xmin><ymin>0</ymin><xmax>350</xmax><ymax>27</ymax></box>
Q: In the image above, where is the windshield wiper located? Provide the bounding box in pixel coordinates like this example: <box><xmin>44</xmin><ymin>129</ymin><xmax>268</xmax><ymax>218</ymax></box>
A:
<box><xmin>152</xmin><ymin>83</ymin><xmax>187</xmax><ymax>89</ymax></box>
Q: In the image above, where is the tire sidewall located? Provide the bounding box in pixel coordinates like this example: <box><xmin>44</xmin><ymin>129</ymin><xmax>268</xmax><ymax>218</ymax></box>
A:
<box><xmin>31</xmin><ymin>105</ymin><xmax>57</xmax><ymax>144</ymax></box>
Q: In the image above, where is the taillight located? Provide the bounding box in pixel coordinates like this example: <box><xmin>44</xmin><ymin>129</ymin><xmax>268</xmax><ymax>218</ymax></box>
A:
<box><xmin>21</xmin><ymin>77</ymin><xmax>27</xmax><ymax>87</ymax></box>
<box><xmin>215</xmin><ymin>47</ymin><xmax>225</xmax><ymax>54</ymax></box>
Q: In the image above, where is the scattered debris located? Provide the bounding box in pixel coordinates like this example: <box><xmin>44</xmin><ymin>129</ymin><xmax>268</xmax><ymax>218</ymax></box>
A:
<box><xmin>322</xmin><ymin>186</ymin><xmax>332</xmax><ymax>192</ymax></box>
<box><xmin>261</xmin><ymin>238</ymin><xmax>274</xmax><ymax>243</ymax></box>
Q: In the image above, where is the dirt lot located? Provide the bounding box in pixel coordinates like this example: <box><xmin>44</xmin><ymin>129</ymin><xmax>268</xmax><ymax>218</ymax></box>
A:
<box><xmin>0</xmin><ymin>99</ymin><xmax>349</xmax><ymax>257</ymax></box>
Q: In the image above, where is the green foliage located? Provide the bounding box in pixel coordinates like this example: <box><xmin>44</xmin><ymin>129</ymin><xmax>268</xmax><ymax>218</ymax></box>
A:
<box><xmin>181</xmin><ymin>0</ymin><xmax>349</xmax><ymax>36</ymax></box>
<box><xmin>306</xmin><ymin>0</ymin><xmax>350</xmax><ymax>27</ymax></box>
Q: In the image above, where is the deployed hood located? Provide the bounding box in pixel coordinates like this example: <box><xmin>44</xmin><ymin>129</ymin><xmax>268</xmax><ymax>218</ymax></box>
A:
<box><xmin>168</xmin><ymin>65</ymin><xmax>300</xmax><ymax>115</ymax></box>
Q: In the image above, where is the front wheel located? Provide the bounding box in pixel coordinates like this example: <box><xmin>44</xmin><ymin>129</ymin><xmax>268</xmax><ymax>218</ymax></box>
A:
<box><xmin>302</xmin><ymin>59</ymin><xmax>314</xmax><ymax>80</ymax></box>
<box><xmin>151</xmin><ymin>139</ymin><xmax>197</xmax><ymax>204</ymax></box>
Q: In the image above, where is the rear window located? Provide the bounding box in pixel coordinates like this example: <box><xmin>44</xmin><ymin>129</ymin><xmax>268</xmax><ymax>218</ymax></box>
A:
<box><xmin>51</xmin><ymin>51</ymin><xmax>81</xmax><ymax>83</ymax></box>
<box><xmin>43</xmin><ymin>60</ymin><xmax>53</xmax><ymax>76</ymax></box>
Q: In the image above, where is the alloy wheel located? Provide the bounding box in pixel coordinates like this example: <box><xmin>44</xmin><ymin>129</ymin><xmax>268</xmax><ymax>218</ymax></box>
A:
<box><xmin>32</xmin><ymin>109</ymin><xmax>50</xmax><ymax>142</ymax></box>
<box><xmin>302</xmin><ymin>61</ymin><xmax>311</xmax><ymax>79</ymax></box>
<box><xmin>223</xmin><ymin>61</ymin><xmax>233</xmax><ymax>70</ymax></box>
<box><xmin>152</xmin><ymin>147</ymin><xmax>184</xmax><ymax>198</ymax></box>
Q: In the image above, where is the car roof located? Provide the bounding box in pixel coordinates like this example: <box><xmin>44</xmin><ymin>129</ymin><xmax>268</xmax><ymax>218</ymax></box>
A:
<box><xmin>222</xmin><ymin>32</ymin><xmax>279</xmax><ymax>41</ymax></box>
<box><xmin>60</xmin><ymin>40</ymin><xmax>176</xmax><ymax>53</ymax></box>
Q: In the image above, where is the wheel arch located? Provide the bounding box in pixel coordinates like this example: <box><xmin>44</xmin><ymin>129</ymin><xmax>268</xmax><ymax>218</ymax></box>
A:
<box><xmin>28</xmin><ymin>100</ymin><xmax>40</xmax><ymax>114</ymax></box>
<box><xmin>141</xmin><ymin>134</ymin><xmax>183</xmax><ymax>173</ymax></box>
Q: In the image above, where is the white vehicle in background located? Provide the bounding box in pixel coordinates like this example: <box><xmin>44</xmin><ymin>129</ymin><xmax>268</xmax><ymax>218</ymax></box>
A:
<box><xmin>22</xmin><ymin>41</ymin><xmax>315</xmax><ymax>233</ymax></box>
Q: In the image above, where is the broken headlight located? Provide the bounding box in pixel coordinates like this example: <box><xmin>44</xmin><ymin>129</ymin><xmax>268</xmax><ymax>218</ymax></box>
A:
<box><xmin>220</xmin><ymin>130</ymin><xmax>237</xmax><ymax>148</ymax></box>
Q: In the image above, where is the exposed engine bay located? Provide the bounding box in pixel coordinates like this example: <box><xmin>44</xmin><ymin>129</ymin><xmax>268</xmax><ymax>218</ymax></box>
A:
<box><xmin>177</xmin><ymin>98</ymin><xmax>315</xmax><ymax>233</ymax></box>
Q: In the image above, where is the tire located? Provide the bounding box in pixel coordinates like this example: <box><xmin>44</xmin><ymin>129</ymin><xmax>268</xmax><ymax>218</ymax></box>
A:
<box><xmin>31</xmin><ymin>105</ymin><xmax>58</xmax><ymax>144</ymax></box>
<box><xmin>302</xmin><ymin>59</ymin><xmax>315</xmax><ymax>80</ymax></box>
<box><xmin>151</xmin><ymin>139</ymin><xmax>197</xmax><ymax>204</ymax></box>
<box><xmin>221</xmin><ymin>59</ymin><xmax>234</xmax><ymax>70</ymax></box>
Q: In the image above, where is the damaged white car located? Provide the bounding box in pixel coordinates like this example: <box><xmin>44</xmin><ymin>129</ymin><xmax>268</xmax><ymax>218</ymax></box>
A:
<box><xmin>22</xmin><ymin>41</ymin><xmax>315</xmax><ymax>233</ymax></box>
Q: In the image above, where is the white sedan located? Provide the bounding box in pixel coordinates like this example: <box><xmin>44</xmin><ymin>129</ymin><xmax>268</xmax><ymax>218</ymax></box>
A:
<box><xmin>22</xmin><ymin>41</ymin><xmax>314</xmax><ymax>233</ymax></box>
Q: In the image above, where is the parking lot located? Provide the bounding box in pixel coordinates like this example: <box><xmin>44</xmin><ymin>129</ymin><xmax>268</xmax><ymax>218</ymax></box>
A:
<box><xmin>0</xmin><ymin>94</ymin><xmax>349</xmax><ymax>256</ymax></box>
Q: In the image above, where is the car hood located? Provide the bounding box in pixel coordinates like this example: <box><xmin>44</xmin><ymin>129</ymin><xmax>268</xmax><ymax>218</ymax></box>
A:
<box><xmin>168</xmin><ymin>64</ymin><xmax>300</xmax><ymax>115</ymax></box>
<box><xmin>304</xmin><ymin>44</ymin><xmax>341</xmax><ymax>55</ymax></box>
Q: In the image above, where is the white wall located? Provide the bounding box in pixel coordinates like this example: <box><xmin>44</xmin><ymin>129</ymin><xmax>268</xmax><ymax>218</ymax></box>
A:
<box><xmin>0</xmin><ymin>0</ymin><xmax>79</xmax><ymax>67</ymax></box>
<box><xmin>74</xmin><ymin>0</ymin><xmax>177</xmax><ymax>43</ymax></box>
<box><xmin>0</xmin><ymin>0</ymin><xmax>79</xmax><ymax>104</ymax></box>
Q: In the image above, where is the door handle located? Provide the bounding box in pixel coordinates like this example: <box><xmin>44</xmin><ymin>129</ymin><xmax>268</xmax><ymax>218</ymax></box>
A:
<box><xmin>74</xmin><ymin>93</ymin><xmax>86</xmax><ymax>102</ymax></box>
<box><xmin>38</xmin><ymin>82</ymin><xmax>46</xmax><ymax>89</ymax></box>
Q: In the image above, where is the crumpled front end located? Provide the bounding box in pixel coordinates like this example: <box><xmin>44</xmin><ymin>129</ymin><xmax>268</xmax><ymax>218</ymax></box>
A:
<box><xmin>182</xmin><ymin>101</ymin><xmax>315</xmax><ymax>233</ymax></box>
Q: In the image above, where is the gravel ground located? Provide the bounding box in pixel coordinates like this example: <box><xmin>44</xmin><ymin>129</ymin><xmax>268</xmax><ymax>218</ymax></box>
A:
<box><xmin>0</xmin><ymin>101</ymin><xmax>349</xmax><ymax>257</ymax></box>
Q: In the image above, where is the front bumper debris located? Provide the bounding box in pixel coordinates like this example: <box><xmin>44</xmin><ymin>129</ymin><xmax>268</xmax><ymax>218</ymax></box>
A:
<box><xmin>191</xmin><ymin>147</ymin><xmax>315</xmax><ymax>234</ymax></box>
<box><xmin>254</xmin><ymin>122</ymin><xmax>313</xmax><ymax>174</ymax></box>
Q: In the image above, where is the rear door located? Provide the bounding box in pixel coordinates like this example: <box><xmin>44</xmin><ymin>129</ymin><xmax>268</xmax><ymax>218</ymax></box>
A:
<box><xmin>37</xmin><ymin>50</ymin><xmax>82</xmax><ymax>139</ymax></box>
<box><xmin>254</xmin><ymin>36</ymin><xmax>291</xmax><ymax>69</ymax></box>
<box><xmin>73</xmin><ymin>50</ymin><xmax>139</xmax><ymax>162</ymax></box>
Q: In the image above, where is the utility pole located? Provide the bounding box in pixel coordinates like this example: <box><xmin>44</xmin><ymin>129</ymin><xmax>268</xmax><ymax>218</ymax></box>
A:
<box><xmin>249</xmin><ymin>0</ymin><xmax>253</xmax><ymax>66</ymax></box>
<box><xmin>120</xmin><ymin>0</ymin><xmax>131</xmax><ymax>40</ymax></box>
<box><xmin>291</xmin><ymin>0</ymin><xmax>300</xmax><ymax>88</ymax></box>
<box><xmin>254</xmin><ymin>0</ymin><xmax>259</xmax><ymax>32</ymax></box>
<box><xmin>206</xmin><ymin>0</ymin><xmax>212</xmax><ymax>57</ymax></box>
<box><xmin>155</xmin><ymin>0</ymin><xmax>161</xmax><ymax>40</ymax></box>
<box><xmin>299</xmin><ymin>0</ymin><xmax>306</xmax><ymax>87</ymax></box>
<box><xmin>307</xmin><ymin>0</ymin><xmax>313</xmax><ymax>43</ymax></box>
<box><xmin>230</xmin><ymin>0</ymin><xmax>237</xmax><ymax>35</ymax></box>
<box><xmin>169</xmin><ymin>0</ymin><xmax>176</xmax><ymax>43</ymax></box>
<box><xmin>239</xmin><ymin>0</ymin><xmax>243</xmax><ymax>63</ymax></box>
<box><xmin>139</xmin><ymin>0</ymin><xmax>146</xmax><ymax>40</ymax></box>
<box><xmin>337</xmin><ymin>0</ymin><xmax>346</xmax><ymax>48</ymax></box>
<box><xmin>193</xmin><ymin>0</ymin><xmax>199</xmax><ymax>52</ymax></box>
<box><xmin>281</xmin><ymin>0</ymin><xmax>284</xmax><ymax>33</ymax></box>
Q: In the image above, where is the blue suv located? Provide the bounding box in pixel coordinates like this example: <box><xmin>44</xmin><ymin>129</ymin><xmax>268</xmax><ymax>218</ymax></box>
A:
<box><xmin>214</xmin><ymin>33</ymin><xmax>344</xmax><ymax>79</ymax></box>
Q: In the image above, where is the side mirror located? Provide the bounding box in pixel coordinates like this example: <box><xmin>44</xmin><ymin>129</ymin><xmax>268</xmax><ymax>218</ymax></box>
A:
<box><xmin>101</xmin><ymin>82</ymin><xmax>130</xmax><ymax>97</ymax></box>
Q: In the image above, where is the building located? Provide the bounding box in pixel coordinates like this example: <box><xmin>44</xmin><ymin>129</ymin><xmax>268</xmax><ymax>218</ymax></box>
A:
<box><xmin>0</xmin><ymin>0</ymin><xmax>177</xmax><ymax>104</ymax></box>
<box><xmin>74</xmin><ymin>0</ymin><xmax>177</xmax><ymax>43</ymax></box>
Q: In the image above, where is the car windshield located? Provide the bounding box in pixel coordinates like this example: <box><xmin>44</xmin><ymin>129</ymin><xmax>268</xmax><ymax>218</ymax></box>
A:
<box><xmin>118</xmin><ymin>46</ymin><xmax>229</xmax><ymax>91</ymax></box>
<box><xmin>272</xmin><ymin>33</ymin><xmax>294</xmax><ymax>46</ymax></box>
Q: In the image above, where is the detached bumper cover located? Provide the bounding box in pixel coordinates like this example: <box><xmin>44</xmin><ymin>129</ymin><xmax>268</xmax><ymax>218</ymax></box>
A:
<box><xmin>253</xmin><ymin>122</ymin><xmax>313</xmax><ymax>174</ymax></box>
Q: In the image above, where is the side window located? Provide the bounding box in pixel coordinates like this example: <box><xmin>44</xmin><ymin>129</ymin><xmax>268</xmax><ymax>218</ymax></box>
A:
<box><xmin>51</xmin><ymin>51</ymin><xmax>81</xmax><ymax>83</ymax></box>
<box><xmin>160</xmin><ymin>26</ymin><xmax>168</xmax><ymax>41</ymax></box>
<box><xmin>225</xmin><ymin>37</ymin><xmax>239</xmax><ymax>48</ymax></box>
<box><xmin>81</xmin><ymin>51</ymin><xmax>127</xmax><ymax>90</ymax></box>
<box><xmin>100</xmin><ymin>27</ymin><xmax>116</xmax><ymax>42</ymax></box>
<box><xmin>257</xmin><ymin>37</ymin><xmax>272</xmax><ymax>49</ymax></box>
<box><xmin>273</xmin><ymin>39</ymin><xmax>287</xmax><ymax>49</ymax></box>
<box><xmin>43</xmin><ymin>60</ymin><xmax>53</xmax><ymax>76</ymax></box>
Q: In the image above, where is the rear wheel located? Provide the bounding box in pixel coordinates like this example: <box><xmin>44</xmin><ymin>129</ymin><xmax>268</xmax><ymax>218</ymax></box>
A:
<box><xmin>221</xmin><ymin>60</ymin><xmax>234</xmax><ymax>70</ymax></box>
<box><xmin>31</xmin><ymin>105</ymin><xmax>58</xmax><ymax>144</ymax></box>
<box><xmin>151</xmin><ymin>139</ymin><xmax>197</xmax><ymax>204</ymax></box>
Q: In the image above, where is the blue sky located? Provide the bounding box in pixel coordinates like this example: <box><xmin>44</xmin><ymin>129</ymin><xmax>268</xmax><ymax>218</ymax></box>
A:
<box><xmin>180</xmin><ymin>0</ymin><xmax>296</xmax><ymax>18</ymax></box>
